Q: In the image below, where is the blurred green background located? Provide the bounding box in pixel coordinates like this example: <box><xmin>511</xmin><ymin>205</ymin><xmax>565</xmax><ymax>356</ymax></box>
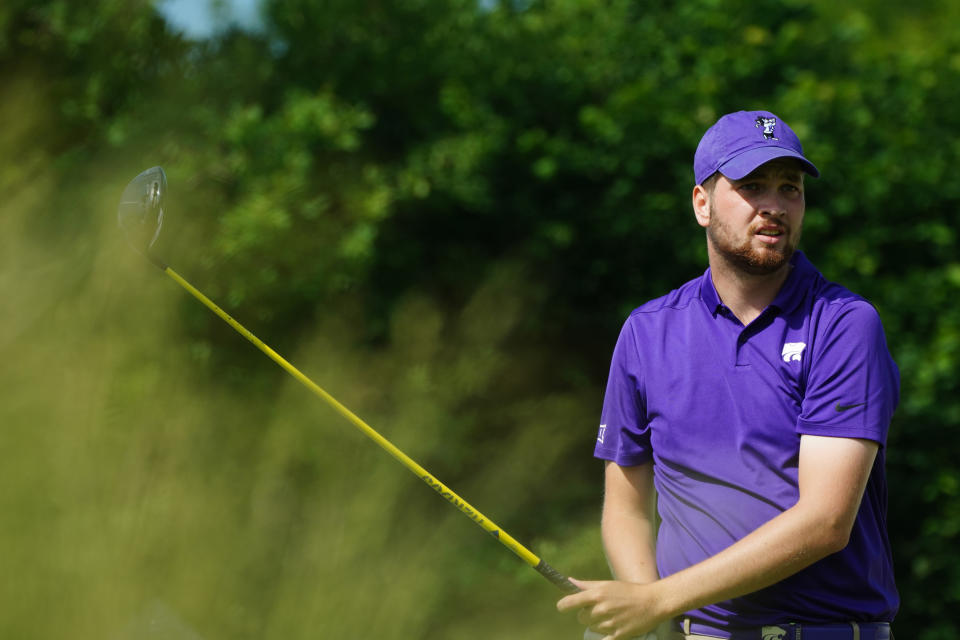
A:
<box><xmin>1</xmin><ymin>0</ymin><xmax>958</xmax><ymax>637</ymax></box>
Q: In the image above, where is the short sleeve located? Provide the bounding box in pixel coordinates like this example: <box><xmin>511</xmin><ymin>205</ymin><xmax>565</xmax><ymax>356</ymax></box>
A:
<box><xmin>594</xmin><ymin>316</ymin><xmax>653</xmax><ymax>465</ymax></box>
<box><xmin>797</xmin><ymin>301</ymin><xmax>899</xmax><ymax>445</ymax></box>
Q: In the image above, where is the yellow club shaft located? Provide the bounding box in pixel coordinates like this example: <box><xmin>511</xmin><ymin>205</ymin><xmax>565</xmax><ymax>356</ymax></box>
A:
<box><xmin>162</xmin><ymin>266</ymin><xmax>575</xmax><ymax>591</ymax></box>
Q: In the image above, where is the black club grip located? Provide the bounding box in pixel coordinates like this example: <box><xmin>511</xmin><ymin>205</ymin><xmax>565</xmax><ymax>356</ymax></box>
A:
<box><xmin>535</xmin><ymin>559</ymin><xmax>579</xmax><ymax>593</ymax></box>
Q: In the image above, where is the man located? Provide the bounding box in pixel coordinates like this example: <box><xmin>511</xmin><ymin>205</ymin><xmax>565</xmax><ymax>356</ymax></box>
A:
<box><xmin>557</xmin><ymin>110</ymin><xmax>899</xmax><ymax>639</ymax></box>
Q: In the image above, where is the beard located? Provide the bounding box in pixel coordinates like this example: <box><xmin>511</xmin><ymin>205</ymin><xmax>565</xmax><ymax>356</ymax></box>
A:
<box><xmin>706</xmin><ymin>209</ymin><xmax>800</xmax><ymax>276</ymax></box>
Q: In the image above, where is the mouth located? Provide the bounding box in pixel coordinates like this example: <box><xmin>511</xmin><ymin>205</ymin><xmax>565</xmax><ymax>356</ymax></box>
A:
<box><xmin>755</xmin><ymin>226</ymin><xmax>787</xmax><ymax>245</ymax></box>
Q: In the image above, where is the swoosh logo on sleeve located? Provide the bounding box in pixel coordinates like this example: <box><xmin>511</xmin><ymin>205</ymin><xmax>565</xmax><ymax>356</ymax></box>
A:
<box><xmin>835</xmin><ymin>402</ymin><xmax>866</xmax><ymax>412</ymax></box>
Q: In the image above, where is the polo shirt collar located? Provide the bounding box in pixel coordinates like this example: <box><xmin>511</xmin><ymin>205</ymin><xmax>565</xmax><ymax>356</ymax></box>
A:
<box><xmin>698</xmin><ymin>251</ymin><xmax>816</xmax><ymax>318</ymax></box>
<box><xmin>699</xmin><ymin>265</ymin><xmax>724</xmax><ymax>316</ymax></box>
<box><xmin>771</xmin><ymin>251</ymin><xmax>816</xmax><ymax>314</ymax></box>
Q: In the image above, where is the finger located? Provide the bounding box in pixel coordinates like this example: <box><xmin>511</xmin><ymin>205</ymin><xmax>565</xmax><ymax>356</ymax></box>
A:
<box><xmin>556</xmin><ymin>590</ymin><xmax>590</xmax><ymax>612</ymax></box>
<box><xmin>558</xmin><ymin>580</ymin><xmax>602</xmax><ymax>612</ymax></box>
<box><xmin>558</xmin><ymin>577</ymin><xmax>614</xmax><ymax>612</ymax></box>
<box><xmin>569</xmin><ymin>577</ymin><xmax>602</xmax><ymax>590</ymax></box>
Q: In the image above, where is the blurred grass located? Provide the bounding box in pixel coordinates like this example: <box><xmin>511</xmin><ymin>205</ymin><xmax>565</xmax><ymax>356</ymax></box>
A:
<box><xmin>0</xmin><ymin>168</ymin><xmax>605</xmax><ymax>638</ymax></box>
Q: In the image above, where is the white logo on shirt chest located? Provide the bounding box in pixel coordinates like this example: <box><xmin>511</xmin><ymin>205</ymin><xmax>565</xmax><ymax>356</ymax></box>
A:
<box><xmin>761</xmin><ymin>626</ymin><xmax>787</xmax><ymax>640</ymax></box>
<box><xmin>781</xmin><ymin>342</ymin><xmax>806</xmax><ymax>362</ymax></box>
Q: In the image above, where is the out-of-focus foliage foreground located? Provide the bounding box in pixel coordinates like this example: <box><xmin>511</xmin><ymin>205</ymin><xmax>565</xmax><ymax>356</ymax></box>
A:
<box><xmin>2</xmin><ymin>0</ymin><xmax>958</xmax><ymax>638</ymax></box>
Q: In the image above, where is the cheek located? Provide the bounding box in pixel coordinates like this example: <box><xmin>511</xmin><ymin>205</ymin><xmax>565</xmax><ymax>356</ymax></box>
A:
<box><xmin>791</xmin><ymin>207</ymin><xmax>805</xmax><ymax>227</ymax></box>
<box><xmin>717</xmin><ymin>192</ymin><xmax>757</xmax><ymax>219</ymax></box>
<box><xmin>711</xmin><ymin>206</ymin><xmax>752</xmax><ymax>233</ymax></box>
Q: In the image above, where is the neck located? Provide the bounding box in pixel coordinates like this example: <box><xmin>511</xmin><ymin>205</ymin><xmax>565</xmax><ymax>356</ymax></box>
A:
<box><xmin>708</xmin><ymin>249</ymin><xmax>793</xmax><ymax>325</ymax></box>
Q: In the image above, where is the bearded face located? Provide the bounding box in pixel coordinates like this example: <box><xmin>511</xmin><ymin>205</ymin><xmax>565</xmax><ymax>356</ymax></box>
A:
<box><xmin>706</xmin><ymin>201</ymin><xmax>801</xmax><ymax>275</ymax></box>
<box><xmin>699</xmin><ymin>160</ymin><xmax>806</xmax><ymax>277</ymax></box>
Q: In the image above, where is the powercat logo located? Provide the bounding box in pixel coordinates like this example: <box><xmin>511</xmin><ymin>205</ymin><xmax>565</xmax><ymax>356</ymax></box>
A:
<box><xmin>761</xmin><ymin>626</ymin><xmax>787</xmax><ymax>640</ymax></box>
<box><xmin>781</xmin><ymin>342</ymin><xmax>806</xmax><ymax>363</ymax></box>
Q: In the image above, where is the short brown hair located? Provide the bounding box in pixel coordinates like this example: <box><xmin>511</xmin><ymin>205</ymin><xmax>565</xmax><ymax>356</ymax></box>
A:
<box><xmin>700</xmin><ymin>171</ymin><xmax>720</xmax><ymax>194</ymax></box>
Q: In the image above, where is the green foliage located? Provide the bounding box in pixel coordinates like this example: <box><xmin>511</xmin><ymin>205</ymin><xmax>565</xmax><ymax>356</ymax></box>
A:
<box><xmin>2</xmin><ymin>0</ymin><xmax>960</xmax><ymax>637</ymax></box>
<box><xmin>0</xmin><ymin>0</ymin><xmax>185</xmax><ymax>147</ymax></box>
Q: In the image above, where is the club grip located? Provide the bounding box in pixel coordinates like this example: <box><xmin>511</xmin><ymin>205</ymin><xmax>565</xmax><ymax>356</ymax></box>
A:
<box><xmin>535</xmin><ymin>559</ymin><xmax>579</xmax><ymax>593</ymax></box>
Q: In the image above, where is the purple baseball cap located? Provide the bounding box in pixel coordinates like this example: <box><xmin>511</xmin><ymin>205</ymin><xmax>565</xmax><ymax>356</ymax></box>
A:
<box><xmin>694</xmin><ymin>110</ymin><xmax>820</xmax><ymax>185</ymax></box>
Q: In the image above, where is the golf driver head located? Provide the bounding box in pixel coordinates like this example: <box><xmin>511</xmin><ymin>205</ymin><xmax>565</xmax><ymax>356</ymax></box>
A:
<box><xmin>118</xmin><ymin>166</ymin><xmax>166</xmax><ymax>258</ymax></box>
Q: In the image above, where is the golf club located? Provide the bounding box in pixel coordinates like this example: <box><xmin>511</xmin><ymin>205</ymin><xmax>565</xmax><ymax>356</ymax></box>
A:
<box><xmin>117</xmin><ymin>166</ymin><xmax>577</xmax><ymax>594</ymax></box>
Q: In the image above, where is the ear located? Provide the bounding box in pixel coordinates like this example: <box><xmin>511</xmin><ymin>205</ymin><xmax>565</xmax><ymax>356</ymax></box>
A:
<box><xmin>692</xmin><ymin>184</ymin><xmax>711</xmax><ymax>228</ymax></box>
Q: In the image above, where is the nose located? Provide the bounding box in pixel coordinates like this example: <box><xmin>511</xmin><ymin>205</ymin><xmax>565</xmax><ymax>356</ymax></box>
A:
<box><xmin>758</xmin><ymin>194</ymin><xmax>788</xmax><ymax>217</ymax></box>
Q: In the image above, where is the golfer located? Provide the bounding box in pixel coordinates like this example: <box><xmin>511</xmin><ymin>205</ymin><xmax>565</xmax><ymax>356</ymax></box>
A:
<box><xmin>558</xmin><ymin>110</ymin><xmax>899</xmax><ymax>639</ymax></box>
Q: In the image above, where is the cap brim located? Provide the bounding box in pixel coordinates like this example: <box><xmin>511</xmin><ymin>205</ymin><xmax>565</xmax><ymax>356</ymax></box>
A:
<box><xmin>718</xmin><ymin>146</ymin><xmax>820</xmax><ymax>180</ymax></box>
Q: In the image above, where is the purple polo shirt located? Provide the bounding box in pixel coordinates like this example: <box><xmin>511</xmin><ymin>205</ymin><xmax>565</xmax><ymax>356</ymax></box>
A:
<box><xmin>595</xmin><ymin>251</ymin><xmax>899</xmax><ymax>635</ymax></box>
